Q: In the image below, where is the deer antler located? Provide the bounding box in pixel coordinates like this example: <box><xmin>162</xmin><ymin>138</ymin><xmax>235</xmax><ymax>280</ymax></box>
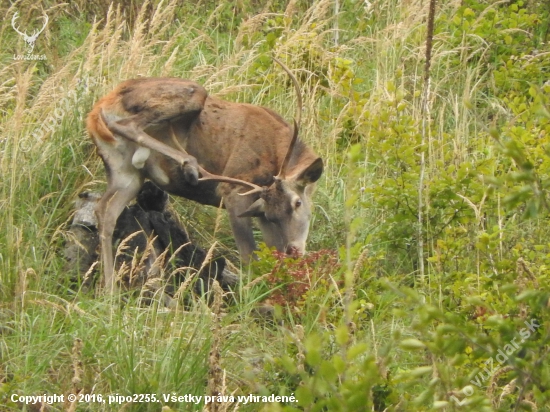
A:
<box><xmin>272</xmin><ymin>56</ymin><xmax>302</xmax><ymax>180</ymax></box>
<box><xmin>198</xmin><ymin>170</ymin><xmax>264</xmax><ymax>193</ymax></box>
<box><xmin>11</xmin><ymin>12</ymin><xmax>27</xmax><ymax>38</ymax></box>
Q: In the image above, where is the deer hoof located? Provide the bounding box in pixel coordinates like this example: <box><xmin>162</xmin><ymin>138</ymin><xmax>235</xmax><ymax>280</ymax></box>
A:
<box><xmin>182</xmin><ymin>161</ymin><xmax>199</xmax><ymax>186</ymax></box>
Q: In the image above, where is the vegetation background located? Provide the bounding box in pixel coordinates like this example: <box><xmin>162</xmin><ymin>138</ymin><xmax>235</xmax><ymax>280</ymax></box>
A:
<box><xmin>1</xmin><ymin>0</ymin><xmax>550</xmax><ymax>410</ymax></box>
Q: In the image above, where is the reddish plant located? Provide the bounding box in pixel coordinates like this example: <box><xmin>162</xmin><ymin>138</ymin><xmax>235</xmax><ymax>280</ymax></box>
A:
<box><xmin>263</xmin><ymin>249</ymin><xmax>341</xmax><ymax>309</ymax></box>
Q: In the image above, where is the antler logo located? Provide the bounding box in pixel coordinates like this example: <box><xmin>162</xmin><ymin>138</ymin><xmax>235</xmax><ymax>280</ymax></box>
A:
<box><xmin>12</xmin><ymin>12</ymin><xmax>49</xmax><ymax>54</ymax></box>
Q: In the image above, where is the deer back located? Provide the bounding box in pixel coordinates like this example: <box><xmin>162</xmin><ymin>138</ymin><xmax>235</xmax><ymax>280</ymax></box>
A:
<box><xmin>151</xmin><ymin>96</ymin><xmax>320</xmax><ymax>206</ymax></box>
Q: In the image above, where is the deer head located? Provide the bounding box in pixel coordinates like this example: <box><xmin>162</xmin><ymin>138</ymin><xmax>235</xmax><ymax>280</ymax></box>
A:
<box><xmin>200</xmin><ymin>57</ymin><xmax>324</xmax><ymax>257</ymax></box>
<box><xmin>238</xmin><ymin>162</ymin><xmax>324</xmax><ymax>255</ymax></box>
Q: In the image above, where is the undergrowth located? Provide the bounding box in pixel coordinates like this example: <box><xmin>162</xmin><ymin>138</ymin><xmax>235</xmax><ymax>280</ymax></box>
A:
<box><xmin>1</xmin><ymin>0</ymin><xmax>550</xmax><ymax>411</ymax></box>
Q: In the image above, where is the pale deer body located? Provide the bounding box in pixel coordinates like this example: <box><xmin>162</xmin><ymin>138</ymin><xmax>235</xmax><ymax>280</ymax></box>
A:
<box><xmin>88</xmin><ymin>66</ymin><xmax>323</xmax><ymax>292</ymax></box>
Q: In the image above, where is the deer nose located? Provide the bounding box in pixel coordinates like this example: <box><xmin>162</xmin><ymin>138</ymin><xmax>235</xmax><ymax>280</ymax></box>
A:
<box><xmin>285</xmin><ymin>245</ymin><xmax>300</xmax><ymax>256</ymax></box>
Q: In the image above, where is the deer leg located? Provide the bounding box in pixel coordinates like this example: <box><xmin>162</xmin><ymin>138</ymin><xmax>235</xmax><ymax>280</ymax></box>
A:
<box><xmin>225</xmin><ymin>193</ymin><xmax>257</xmax><ymax>263</ymax></box>
<box><xmin>96</xmin><ymin>172</ymin><xmax>143</xmax><ymax>293</ymax></box>
<box><xmin>100</xmin><ymin>112</ymin><xmax>200</xmax><ymax>185</ymax></box>
<box><xmin>228</xmin><ymin>212</ymin><xmax>257</xmax><ymax>263</ymax></box>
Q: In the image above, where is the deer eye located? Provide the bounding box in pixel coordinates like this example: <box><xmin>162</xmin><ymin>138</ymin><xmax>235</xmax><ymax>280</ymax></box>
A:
<box><xmin>295</xmin><ymin>199</ymin><xmax>302</xmax><ymax>208</ymax></box>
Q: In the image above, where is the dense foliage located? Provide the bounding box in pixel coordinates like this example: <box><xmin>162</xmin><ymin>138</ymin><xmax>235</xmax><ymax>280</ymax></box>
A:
<box><xmin>1</xmin><ymin>0</ymin><xmax>549</xmax><ymax>411</ymax></box>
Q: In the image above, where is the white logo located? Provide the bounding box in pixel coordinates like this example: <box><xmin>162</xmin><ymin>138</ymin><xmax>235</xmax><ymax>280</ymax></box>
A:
<box><xmin>11</xmin><ymin>11</ymin><xmax>48</xmax><ymax>54</ymax></box>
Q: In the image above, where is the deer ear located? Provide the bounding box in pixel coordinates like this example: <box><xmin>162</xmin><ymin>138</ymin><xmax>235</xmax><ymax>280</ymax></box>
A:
<box><xmin>293</xmin><ymin>157</ymin><xmax>323</xmax><ymax>185</ymax></box>
<box><xmin>238</xmin><ymin>198</ymin><xmax>266</xmax><ymax>218</ymax></box>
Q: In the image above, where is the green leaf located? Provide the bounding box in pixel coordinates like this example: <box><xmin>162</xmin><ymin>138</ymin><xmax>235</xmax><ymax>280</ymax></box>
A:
<box><xmin>279</xmin><ymin>355</ymin><xmax>297</xmax><ymax>374</ymax></box>
<box><xmin>348</xmin><ymin>343</ymin><xmax>368</xmax><ymax>360</ymax></box>
<box><xmin>335</xmin><ymin>325</ymin><xmax>349</xmax><ymax>346</ymax></box>
<box><xmin>319</xmin><ymin>360</ymin><xmax>338</xmax><ymax>382</ymax></box>
<box><xmin>295</xmin><ymin>386</ymin><xmax>313</xmax><ymax>407</ymax></box>
<box><xmin>433</xmin><ymin>400</ymin><xmax>449</xmax><ymax>409</ymax></box>
<box><xmin>333</xmin><ymin>355</ymin><xmax>346</xmax><ymax>374</ymax></box>
<box><xmin>463</xmin><ymin>8</ymin><xmax>475</xmax><ymax>18</ymax></box>
<box><xmin>400</xmin><ymin>338</ymin><xmax>425</xmax><ymax>350</ymax></box>
<box><xmin>408</xmin><ymin>366</ymin><xmax>433</xmax><ymax>377</ymax></box>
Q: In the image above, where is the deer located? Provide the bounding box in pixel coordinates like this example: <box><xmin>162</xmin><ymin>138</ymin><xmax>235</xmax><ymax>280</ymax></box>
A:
<box><xmin>11</xmin><ymin>12</ymin><xmax>49</xmax><ymax>54</ymax></box>
<box><xmin>86</xmin><ymin>58</ymin><xmax>323</xmax><ymax>293</ymax></box>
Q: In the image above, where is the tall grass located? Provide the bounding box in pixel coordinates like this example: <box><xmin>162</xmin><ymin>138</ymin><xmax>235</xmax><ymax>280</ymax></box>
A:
<box><xmin>1</xmin><ymin>0</ymin><xmax>549</xmax><ymax>410</ymax></box>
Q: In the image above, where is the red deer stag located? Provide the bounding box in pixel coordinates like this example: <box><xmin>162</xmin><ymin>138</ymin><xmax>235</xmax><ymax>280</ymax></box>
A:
<box><xmin>87</xmin><ymin>58</ymin><xmax>323</xmax><ymax>292</ymax></box>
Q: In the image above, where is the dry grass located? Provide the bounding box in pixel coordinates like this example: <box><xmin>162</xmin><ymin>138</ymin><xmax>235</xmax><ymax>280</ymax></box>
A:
<box><xmin>2</xmin><ymin>0</ymin><xmax>546</xmax><ymax>410</ymax></box>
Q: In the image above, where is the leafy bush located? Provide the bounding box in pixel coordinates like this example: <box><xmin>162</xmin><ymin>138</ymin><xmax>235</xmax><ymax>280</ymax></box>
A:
<box><xmin>2</xmin><ymin>0</ymin><xmax>550</xmax><ymax>410</ymax></box>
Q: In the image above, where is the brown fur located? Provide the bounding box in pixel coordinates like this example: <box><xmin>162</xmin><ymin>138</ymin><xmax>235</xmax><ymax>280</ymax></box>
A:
<box><xmin>87</xmin><ymin>76</ymin><xmax>323</xmax><ymax>293</ymax></box>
